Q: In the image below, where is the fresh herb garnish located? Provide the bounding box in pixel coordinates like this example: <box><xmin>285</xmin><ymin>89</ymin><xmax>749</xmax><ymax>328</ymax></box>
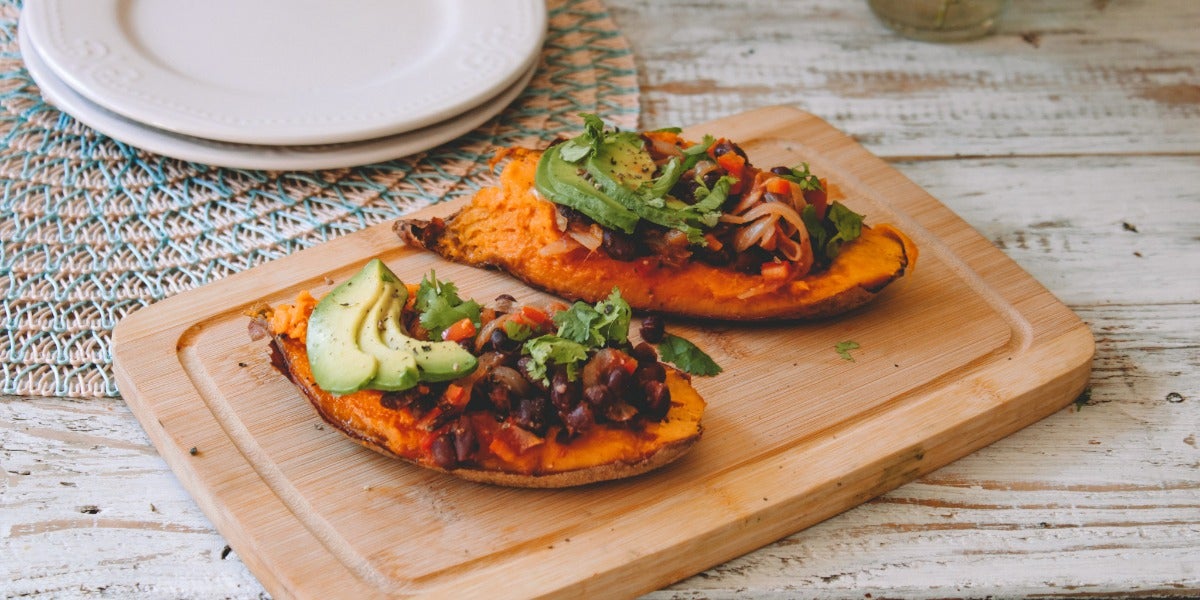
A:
<box><xmin>657</xmin><ymin>333</ymin><xmax>723</xmax><ymax>376</ymax></box>
<box><xmin>502</xmin><ymin>320</ymin><xmax>534</xmax><ymax>342</ymax></box>
<box><xmin>522</xmin><ymin>336</ymin><xmax>589</xmax><ymax>383</ymax></box>
<box><xmin>558</xmin><ymin>113</ymin><xmax>606</xmax><ymax>163</ymax></box>
<box><xmin>779</xmin><ymin>163</ymin><xmax>824</xmax><ymax>192</ymax></box>
<box><xmin>522</xmin><ymin>289</ymin><xmax>632</xmax><ymax>383</ymax></box>
<box><xmin>826</xmin><ymin>203</ymin><xmax>864</xmax><ymax>258</ymax></box>
<box><xmin>835</xmin><ymin>340</ymin><xmax>860</xmax><ymax>361</ymax></box>
<box><xmin>414</xmin><ymin>271</ymin><xmax>481</xmax><ymax>339</ymax></box>
<box><xmin>803</xmin><ymin>202</ymin><xmax>865</xmax><ymax>266</ymax></box>
<box><xmin>554</xmin><ymin>288</ymin><xmax>632</xmax><ymax>348</ymax></box>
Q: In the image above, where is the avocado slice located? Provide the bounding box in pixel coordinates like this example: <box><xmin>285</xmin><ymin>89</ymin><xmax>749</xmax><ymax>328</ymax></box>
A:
<box><xmin>357</xmin><ymin>277</ymin><xmax>419</xmax><ymax>391</ymax></box>
<box><xmin>378</xmin><ymin>287</ymin><xmax>478</xmax><ymax>383</ymax></box>
<box><xmin>584</xmin><ymin>135</ymin><xmax>711</xmax><ymax>242</ymax></box>
<box><xmin>535</xmin><ymin>143</ymin><xmax>640</xmax><ymax>234</ymax></box>
<box><xmin>307</xmin><ymin>259</ymin><xmax>479</xmax><ymax>394</ymax></box>
<box><xmin>306</xmin><ymin>260</ymin><xmax>388</xmax><ymax>394</ymax></box>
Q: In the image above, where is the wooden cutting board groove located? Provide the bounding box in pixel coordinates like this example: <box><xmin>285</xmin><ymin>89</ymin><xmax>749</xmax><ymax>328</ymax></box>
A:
<box><xmin>113</xmin><ymin>106</ymin><xmax>1093</xmax><ymax>599</ymax></box>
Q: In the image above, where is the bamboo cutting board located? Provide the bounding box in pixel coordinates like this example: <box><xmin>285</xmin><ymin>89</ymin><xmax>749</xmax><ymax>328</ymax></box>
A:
<box><xmin>112</xmin><ymin>106</ymin><xmax>1094</xmax><ymax>599</ymax></box>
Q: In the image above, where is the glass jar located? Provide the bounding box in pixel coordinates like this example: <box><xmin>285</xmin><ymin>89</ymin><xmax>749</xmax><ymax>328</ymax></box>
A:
<box><xmin>868</xmin><ymin>0</ymin><xmax>1008</xmax><ymax>42</ymax></box>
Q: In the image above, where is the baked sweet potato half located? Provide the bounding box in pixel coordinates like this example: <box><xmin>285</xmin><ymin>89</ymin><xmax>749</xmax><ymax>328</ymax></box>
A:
<box><xmin>396</xmin><ymin>118</ymin><xmax>917</xmax><ymax>321</ymax></box>
<box><xmin>249</xmin><ymin>261</ymin><xmax>706</xmax><ymax>488</ymax></box>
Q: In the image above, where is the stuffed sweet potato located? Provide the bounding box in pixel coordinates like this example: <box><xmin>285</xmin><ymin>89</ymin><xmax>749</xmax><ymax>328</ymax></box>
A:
<box><xmin>396</xmin><ymin>116</ymin><xmax>917</xmax><ymax>321</ymax></box>
<box><xmin>249</xmin><ymin>260</ymin><xmax>707</xmax><ymax>488</ymax></box>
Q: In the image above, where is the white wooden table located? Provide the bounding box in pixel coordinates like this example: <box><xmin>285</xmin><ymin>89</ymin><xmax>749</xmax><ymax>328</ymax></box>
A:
<box><xmin>4</xmin><ymin>0</ymin><xmax>1198</xmax><ymax>597</ymax></box>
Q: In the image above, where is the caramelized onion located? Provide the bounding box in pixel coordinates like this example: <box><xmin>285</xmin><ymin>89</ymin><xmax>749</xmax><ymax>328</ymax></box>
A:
<box><xmin>567</xmin><ymin>225</ymin><xmax>603</xmax><ymax>251</ymax></box>
<box><xmin>732</xmin><ymin>214</ymin><xmax>779</xmax><ymax>252</ymax></box>
<box><xmin>490</xmin><ymin>365</ymin><xmax>533</xmax><ymax>398</ymax></box>
<box><xmin>537</xmin><ymin>236</ymin><xmax>579</xmax><ymax>256</ymax></box>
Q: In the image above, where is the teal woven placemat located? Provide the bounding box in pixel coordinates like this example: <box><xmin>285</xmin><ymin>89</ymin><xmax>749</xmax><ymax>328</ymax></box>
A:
<box><xmin>0</xmin><ymin>0</ymin><xmax>639</xmax><ymax>398</ymax></box>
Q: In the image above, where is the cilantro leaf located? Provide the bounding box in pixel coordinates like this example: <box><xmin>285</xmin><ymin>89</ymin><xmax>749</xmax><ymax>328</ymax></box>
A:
<box><xmin>657</xmin><ymin>333</ymin><xmax>722</xmax><ymax>376</ymax></box>
<box><xmin>553</xmin><ymin>288</ymin><xmax>632</xmax><ymax>347</ymax></box>
<box><xmin>802</xmin><ymin>202</ymin><xmax>865</xmax><ymax>266</ymax></box>
<box><xmin>415</xmin><ymin>271</ymin><xmax>481</xmax><ymax>338</ymax></box>
<box><xmin>521</xmin><ymin>289</ymin><xmax>634</xmax><ymax>384</ymax></box>
<box><xmin>801</xmin><ymin>204</ymin><xmax>830</xmax><ymax>262</ymax></box>
<box><xmin>522</xmin><ymin>335</ymin><xmax>589</xmax><ymax>383</ymax></box>
<box><xmin>835</xmin><ymin>341</ymin><xmax>860</xmax><ymax>361</ymax></box>
<box><xmin>825</xmin><ymin>202</ymin><xmax>864</xmax><ymax>259</ymax></box>
<box><xmin>779</xmin><ymin>163</ymin><xmax>824</xmax><ymax>192</ymax></box>
<box><xmin>502</xmin><ymin>320</ymin><xmax>534</xmax><ymax>342</ymax></box>
<box><xmin>558</xmin><ymin>113</ymin><xmax>606</xmax><ymax>163</ymax></box>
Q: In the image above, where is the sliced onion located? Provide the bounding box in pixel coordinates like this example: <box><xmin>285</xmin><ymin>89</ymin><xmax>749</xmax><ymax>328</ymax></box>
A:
<box><xmin>732</xmin><ymin>214</ymin><xmax>779</xmax><ymax>252</ymax></box>
<box><xmin>648</xmin><ymin>136</ymin><xmax>683</xmax><ymax>160</ymax></box>
<box><xmin>745</xmin><ymin>201</ymin><xmax>807</xmax><ymax>232</ymax></box>
<box><xmin>567</xmin><ymin>226</ymin><xmax>603</xmax><ymax>251</ymax></box>
<box><xmin>554</xmin><ymin>209</ymin><xmax>568</xmax><ymax>232</ymax></box>
<box><xmin>538</xmin><ymin>236</ymin><xmax>580</xmax><ymax>256</ymax></box>
<box><xmin>776</xmin><ymin>234</ymin><xmax>804</xmax><ymax>262</ymax></box>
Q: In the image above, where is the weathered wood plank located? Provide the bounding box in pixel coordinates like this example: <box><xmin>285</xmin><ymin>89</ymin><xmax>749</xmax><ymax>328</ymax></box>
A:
<box><xmin>607</xmin><ymin>0</ymin><xmax>1200</xmax><ymax>157</ymax></box>
<box><xmin>890</xmin><ymin>155</ymin><xmax>1200</xmax><ymax>306</ymax></box>
<box><xmin>1</xmin><ymin>397</ymin><xmax>265</xmax><ymax>599</ymax></box>
<box><xmin>4</xmin><ymin>150</ymin><xmax>1197</xmax><ymax>597</ymax></box>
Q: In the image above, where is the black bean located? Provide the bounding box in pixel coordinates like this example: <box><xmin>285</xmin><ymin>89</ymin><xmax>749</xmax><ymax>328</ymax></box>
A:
<box><xmin>602</xmin><ymin>229</ymin><xmax>639</xmax><ymax>261</ymax></box>
<box><xmin>563</xmin><ymin>403</ymin><xmax>594</xmax><ymax>436</ymax></box>
<box><xmin>642</xmin><ymin>380</ymin><xmax>671</xmax><ymax>420</ymax></box>
<box><xmin>606</xmin><ymin>368</ymin><xmax>630</xmax><ymax>396</ymax></box>
<box><xmin>550</xmin><ymin>370</ymin><xmax>580</xmax><ymax>412</ymax></box>
<box><xmin>489</xmin><ymin>328</ymin><xmax>520</xmax><ymax>353</ymax></box>
<box><xmin>453</xmin><ymin>421</ymin><xmax>476</xmax><ymax>463</ymax></box>
<box><xmin>513</xmin><ymin>396</ymin><xmax>548</xmax><ymax>434</ymax></box>
<box><xmin>488</xmin><ymin>384</ymin><xmax>512</xmax><ymax>414</ymax></box>
<box><xmin>639</xmin><ymin>316</ymin><xmax>665</xmax><ymax>344</ymax></box>
<box><xmin>584</xmin><ymin>384</ymin><xmax>610</xmax><ymax>407</ymax></box>
<box><xmin>633</xmin><ymin>360</ymin><xmax>672</xmax><ymax>384</ymax></box>
<box><xmin>430</xmin><ymin>434</ymin><xmax>457</xmax><ymax>469</ymax></box>
<box><xmin>631</xmin><ymin>341</ymin><xmax>659</xmax><ymax>363</ymax></box>
<box><xmin>770</xmin><ymin>166</ymin><xmax>792</xmax><ymax>176</ymax></box>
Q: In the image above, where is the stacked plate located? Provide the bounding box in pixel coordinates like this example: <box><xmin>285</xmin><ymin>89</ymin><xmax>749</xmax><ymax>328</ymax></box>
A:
<box><xmin>18</xmin><ymin>0</ymin><xmax>546</xmax><ymax>170</ymax></box>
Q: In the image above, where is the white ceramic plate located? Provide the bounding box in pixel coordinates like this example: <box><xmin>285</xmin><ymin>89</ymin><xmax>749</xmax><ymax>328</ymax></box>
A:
<box><xmin>20</xmin><ymin>23</ymin><xmax>536</xmax><ymax>171</ymax></box>
<box><xmin>21</xmin><ymin>0</ymin><xmax>545</xmax><ymax>145</ymax></box>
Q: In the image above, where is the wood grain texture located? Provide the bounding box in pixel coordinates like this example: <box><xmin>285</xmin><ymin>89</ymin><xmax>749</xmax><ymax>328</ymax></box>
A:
<box><xmin>4</xmin><ymin>0</ymin><xmax>1199</xmax><ymax>597</ymax></box>
<box><xmin>606</xmin><ymin>0</ymin><xmax>1200</xmax><ymax>157</ymax></box>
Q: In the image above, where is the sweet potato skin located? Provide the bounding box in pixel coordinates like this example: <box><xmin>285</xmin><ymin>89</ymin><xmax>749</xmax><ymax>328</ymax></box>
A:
<box><xmin>396</xmin><ymin>149</ymin><xmax>918</xmax><ymax>321</ymax></box>
<box><xmin>265</xmin><ymin>324</ymin><xmax>705</xmax><ymax>488</ymax></box>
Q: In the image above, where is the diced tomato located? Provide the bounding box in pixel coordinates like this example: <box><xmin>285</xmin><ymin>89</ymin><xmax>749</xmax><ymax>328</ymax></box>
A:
<box><xmin>614</xmin><ymin>351</ymin><xmax>639</xmax><ymax>374</ymax></box>
<box><xmin>488</xmin><ymin>423</ymin><xmax>545</xmax><ymax>463</ymax></box>
<box><xmin>715</xmin><ymin>151</ymin><xmax>745</xmax><ymax>176</ymax></box>
<box><xmin>404</xmin><ymin>283</ymin><xmax>420</xmax><ymax>310</ymax></box>
<box><xmin>643</xmin><ymin>130</ymin><xmax>680</xmax><ymax>146</ymax></box>
<box><xmin>704</xmin><ymin>233</ymin><xmax>724</xmax><ymax>251</ymax></box>
<box><xmin>765</xmin><ymin>176</ymin><xmax>793</xmax><ymax>196</ymax></box>
<box><xmin>442</xmin><ymin>317</ymin><xmax>476</xmax><ymax>342</ymax></box>
<box><xmin>760</xmin><ymin>260</ymin><xmax>793</xmax><ymax>280</ymax></box>
<box><xmin>442</xmin><ymin>384</ymin><xmax>468</xmax><ymax>410</ymax></box>
<box><xmin>518</xmin><ymin>305</ymin><xmax>552</xmax><ymax>328</ymax></box>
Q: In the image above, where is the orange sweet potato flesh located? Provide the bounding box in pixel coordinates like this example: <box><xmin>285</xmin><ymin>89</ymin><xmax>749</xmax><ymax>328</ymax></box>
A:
<box><xmin>258</xmin><ymin>304</ymin><xmax>705</xmax><ymax>488</ymax></box>
<box><xmin>396</xmin><ymin>149</ymin><xmax>918</xmax><ymax>321</ymax></box>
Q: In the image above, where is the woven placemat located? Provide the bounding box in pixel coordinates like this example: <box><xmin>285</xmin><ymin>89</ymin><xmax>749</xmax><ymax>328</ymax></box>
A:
<box><xmin>0</xmin><ymin>0</ymin><xmax>640</xmax><ymax>398</ymax></box>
